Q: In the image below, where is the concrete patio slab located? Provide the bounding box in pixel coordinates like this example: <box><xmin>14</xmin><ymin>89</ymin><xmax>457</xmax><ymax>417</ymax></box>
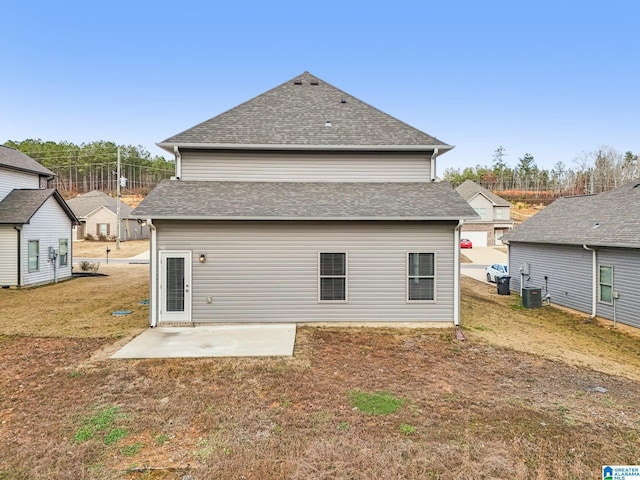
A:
<box><xmin>110</xmin><ymin>324</ymin><xmax>296</xmax><ymax>359</ymax></box>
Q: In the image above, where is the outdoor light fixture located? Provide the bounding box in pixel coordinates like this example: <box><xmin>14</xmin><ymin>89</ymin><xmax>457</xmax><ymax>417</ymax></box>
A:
<box><xmin>199</xmin><ymin>254</ymin><xmax>206</xmax><ymax>263</ymax></box>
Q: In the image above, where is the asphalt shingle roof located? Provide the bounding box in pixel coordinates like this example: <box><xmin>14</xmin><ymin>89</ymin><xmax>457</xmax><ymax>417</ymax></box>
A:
<box><xmin>504</xmin><ymin>179</ymin><xmax>640</xmax><ymax>248</ymax></box>
<box><xmin>0</xmin><ymin>189</ymin><xmax>78</xmax><ymax>225</ymax></box>
<box><xmin>66</xmin><ymin>190</ymin><xmax>134</xmax><ymax>218</ymax></box>
<box><xmin>158</xmin><ymin>72</ymin><xmax>452</xmax><ymax>151</ymax></box>
<box><xmin>132</xmin><ymin>180</ymin><xmax>478</xmax><ymax>220</ymax></box>
<box><xmin>0</xmin><ymin>145</ymin><xmax>55</xmax><ymax>176</ymax></box>
<box><xmin>455</xmin><ymin>180</ymin><xmax>511</xmax><ymax>207</ymax></box>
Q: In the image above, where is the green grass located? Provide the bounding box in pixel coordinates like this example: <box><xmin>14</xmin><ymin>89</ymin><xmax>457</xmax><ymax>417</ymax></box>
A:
<box><xmin>399</xmin><ymin>423</ymin><xmax>416</xmax><ymax>435</ymax></box>
<box><xmin>104</xmin><ymin>427</ymin><xmax>128</xmax><ymax>445</ymax></box>
<box><xmin>349</xmin><ymin>390</ymin><xmax>406</xmax><ymax>415</ymax></box>
<box><xmin>73</xmin><ymin>405</ymin><xmax>129</xmax><ymax>445</ymax></box>
<box><xmin>120</xmin><ymin>442</ymin><xmax>143</xmax><ymax>456</ymax></box>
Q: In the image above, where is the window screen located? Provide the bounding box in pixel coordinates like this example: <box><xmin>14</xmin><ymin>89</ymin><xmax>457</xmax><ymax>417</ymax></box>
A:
<box><xmin>320</xmin><ymin>253</ymin><xmax>346</xmax><ymax>301</ymax></box>
<box><xmin>408</xmin><ymin>253</ymin><xmax>435</xmax><ymax>301</ymax></box>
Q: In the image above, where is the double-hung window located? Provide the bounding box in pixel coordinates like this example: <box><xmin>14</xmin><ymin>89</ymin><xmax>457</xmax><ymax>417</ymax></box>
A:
<box><xmin>319</xmin><ymin>253</ymin><xmax>347</xmax><ymax>302</ymax></box>
<box><xmin>28</xmin><ymin>240</ymin><xmax>39</xmax><ymax>272</ymax></box>
<box><xmin>474</xmin><ymin>207</ymin><xmax>487</xmax><ymax>220</ymax></box>
<box><xmin>599</xmin><ymin>265</ymin><xmax>613</xmax><ymax>304</ymax></box>
<box><xmin>407</xmin><ymin>253</ymin><xmax>435</xmax><ymax>301</ymax></box>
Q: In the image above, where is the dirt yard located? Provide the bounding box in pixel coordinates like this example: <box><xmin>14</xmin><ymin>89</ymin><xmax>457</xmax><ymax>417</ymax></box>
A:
<box><xmin>1</xmin><ymin>267</ymin><xmax>639</xmax><ymax>479</ymax></box>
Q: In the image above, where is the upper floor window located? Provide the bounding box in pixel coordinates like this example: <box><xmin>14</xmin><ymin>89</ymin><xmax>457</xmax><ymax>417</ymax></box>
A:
<box><xmin>495</xmin><ymin>208</ymin><xmax>503</xmax><ymax>219</ymax></box>
<box><xmin>474</xmin><ymin>207</ymin><xmax>487</xmax><ymax>220</ymax></box>
<box><xmin>319</xmin><ymin>253</ymin><xmax>347</xmax><ymax>302</ymax></box>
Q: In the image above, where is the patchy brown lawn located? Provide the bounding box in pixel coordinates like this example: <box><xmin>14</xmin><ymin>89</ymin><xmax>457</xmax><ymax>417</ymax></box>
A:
<box><xmin>1</xmin><ymin>268</ymin><xmax>639</xmax><ymax>479</ymax></box>
<box><xmin>73</xmin><ymin>240</ymin><xmax>150</xmax><ymax>259</ymax></box>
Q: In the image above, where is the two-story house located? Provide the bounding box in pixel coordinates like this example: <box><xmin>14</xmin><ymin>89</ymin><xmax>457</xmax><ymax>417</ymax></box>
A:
<box><xmin>132</xmin><ymin>72</ymin><xmax>477</xmax><ymax>327</ymax></box>
<box><xmin>0</xmin><ymin>145</ymin><xmax>78</xmax><ymax>287</ymax></box>
<box><xmin>455</xmin><ymin>180</ymin><xmax>514</xmax><ymax>246</ymax></box>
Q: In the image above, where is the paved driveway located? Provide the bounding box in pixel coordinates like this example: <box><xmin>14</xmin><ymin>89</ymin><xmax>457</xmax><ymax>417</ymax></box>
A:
<box><xmin>461</xmin><ymin>247</ymin><xmax>508</xmax><ymax>284</ymax></box>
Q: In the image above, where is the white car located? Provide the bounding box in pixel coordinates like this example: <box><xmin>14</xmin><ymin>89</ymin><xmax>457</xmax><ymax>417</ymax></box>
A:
<box><xmin>486</xmin><ymin>264</ymin><xmax>509</xmax><ymax>283</ymax></box>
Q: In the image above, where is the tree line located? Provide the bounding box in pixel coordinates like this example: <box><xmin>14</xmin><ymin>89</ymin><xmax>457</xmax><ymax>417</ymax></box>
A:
<box><xmin>442</xmin><ymin>146</ymin><xmax>640</xmax><ymax>200</ymax></box>
<box><xmin>4</xmin><ymin>139</ymin><xmax>175</xmax><ymax>195</ymax></box>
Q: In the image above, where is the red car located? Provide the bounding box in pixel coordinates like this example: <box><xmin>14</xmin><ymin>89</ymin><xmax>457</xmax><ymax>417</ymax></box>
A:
<box><xmin>460</xmin><ymin>238</ymin><xmax>473</xmax><ymax>249</ymax></box>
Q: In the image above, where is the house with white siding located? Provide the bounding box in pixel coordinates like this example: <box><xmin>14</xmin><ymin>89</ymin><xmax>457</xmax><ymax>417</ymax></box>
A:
<box><xmin>132</xmin><ymin>72</ymin><xmax>477</xmax><ymax>327</ymax></box>
<box><xmin>455</xmin><ymin>180</ymin><xmax>514</xmax><ymax>246</ymax></box>
<box><xmin>504</xmin><ymin>179</ymin><xmax>640</xmax><ymax>329</ymax></box>
<box><xmin>0</xmin><ymin>146</ymin><xmax>78</xmax><ymax>287</ymax></box>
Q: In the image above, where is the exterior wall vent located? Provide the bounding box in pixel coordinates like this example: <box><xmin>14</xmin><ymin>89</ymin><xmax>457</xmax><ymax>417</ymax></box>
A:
<box><xmin>310</xmin><ymin>79</ymin><xmax>319</xmax><ymax>85</ymax></box>
<box><xmin>294</xmin><ymin>79</ymin><xmax>302</xmax><ymax>85</ymax></box>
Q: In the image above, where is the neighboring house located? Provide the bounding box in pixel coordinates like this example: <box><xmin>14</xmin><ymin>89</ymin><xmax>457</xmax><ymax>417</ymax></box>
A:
<box><xmin>66</xmin><ymin>190</ymin><xmax>149</xmax><ymax>241</ymax></box>
<box><xmin>132</xmin><ymin>71</ymin><xmax>477</xmax><ymax>327</ymax></box>
<box><xmin>504</xmin><ymin>179</ymin><xmax>640</xmax><ymax>329</ymax></box>
<box><xmin>0</xmin><ymin>145</ymin><xmax>78</xmax><ymax>287</ymax></box>
<box><xmin>455</xmin><ymin>180</ymin><xmax>514</xmax><ymax>246</ymax></box>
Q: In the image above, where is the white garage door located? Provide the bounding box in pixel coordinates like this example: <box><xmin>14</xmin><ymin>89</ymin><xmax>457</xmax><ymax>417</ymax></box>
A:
<box><xmin>463</xmin><ymin>231</ymin><xmax>488</xmax><ymax>247</ymax></box>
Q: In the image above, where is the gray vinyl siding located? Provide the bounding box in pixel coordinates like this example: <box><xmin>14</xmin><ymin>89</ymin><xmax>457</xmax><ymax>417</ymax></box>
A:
<box><xmin>509</xmin><ymin>242</ymin><xmax>593</xmax><ymax>313</ymax></box>
<box><xmin>155</xmin><ymin>220</ymin><xmax>456</xmax><ymax>324</ymax></box>
<box><xmin>597</xmin><ymin>248</ymin><xmax>640</xmax><ymax>329</ymax></box>
<box><xmin>0</xmin><ymin>169</ymin><xmax>39</xmax><ymax>201</ymax></box>
<box><xmin>0</xmin><ymin>226</ymin><xmax>18</xmax><ymax>286</ymax></box>
<box><xmin>179</xmin><ymin>150</ymin><xmax>431</xmax><ymax>182</ymax></box>
<box><xmin>21</xmin><ymin>197</ymin><xmax>73</xmax><ymax>286</ymax></box>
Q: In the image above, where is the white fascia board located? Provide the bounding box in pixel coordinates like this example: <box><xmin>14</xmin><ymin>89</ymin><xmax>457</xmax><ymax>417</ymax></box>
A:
<box><xmin>157</xmin><ymin>142</ymin><xmax>454</xmax><ymax>154</ymax></box>
<box><xmin>139</xmin><ymin>215</ymin><xmax>472</xmax><ymax>221</ymax></box>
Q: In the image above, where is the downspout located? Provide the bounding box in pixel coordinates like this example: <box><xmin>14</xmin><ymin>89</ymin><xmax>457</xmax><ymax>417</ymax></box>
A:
<box><xmin>430</xmin><ymin>148</ymin><xmax>439</xmax><ymax>182</ymax></box>
<box><xmin>453</xmin><ymin>220</ymin><xmax>463</xmax><ymax>326</ymax></box>
<box><xmin>173</xmin><ymin>146</ymin><xmax>182</xmax><ymax>179</ymax></box>
<box><xmin>148</xmin><ymin>219</ymin><xmax>158</xmax><ymax>327</ymax></box>
<box><xmin>13</xmin><ymin>226</ymin><xmax>21</xmax><ymax>287</ymax></box>
<box><xmin>583</xmin><ymin>244</ymin><xmax>597</xmax><ymax>318</ymax></box>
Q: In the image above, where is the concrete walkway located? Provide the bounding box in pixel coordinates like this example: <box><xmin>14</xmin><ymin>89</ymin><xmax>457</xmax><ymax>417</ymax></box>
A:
<box><xmin>111</xmin><ymin>324</ymin><xmax>297</xmax><ymax>359</ymax></box>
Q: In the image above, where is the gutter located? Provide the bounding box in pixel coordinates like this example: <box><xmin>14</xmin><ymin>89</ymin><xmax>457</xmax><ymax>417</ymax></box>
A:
<box><xmin>158</xmin><ymin>142</ymin><xmax>454</xmax><ymax>154</ymax></box>
<box><xmin>583</xmin><ymin>244</ymin><xmax>597</xmax><ymax>318</ymax></box>
<box><xmin>13</xmin><ymin>226</ymin><xmax>21</xmax><ymax>286</ymax></box>
<box><xmin>129</xmin><ymin>215</ymin><xmax>477</xmax><ymax>222</ymax></box>
<box><xmin>148</xmin><ymin>219</ymin><xmax>158</xmax><ymax>327</ymax></box>
<box><xmin>173</xmin><ymin>146</ymin><xmax>182</xmax><ymax>179</ymax></box>
<box><xmin>430</xmin><ymin>148</ymin><xmax>439</xmax><ymax>181</ymax></box>
<box><xmin>453</xmin><ymin>220</ymin><xmax>463</xmax><ymax>326</ymax></box>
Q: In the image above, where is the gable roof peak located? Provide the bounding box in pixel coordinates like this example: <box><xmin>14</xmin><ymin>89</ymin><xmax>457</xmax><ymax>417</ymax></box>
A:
<box><xmin>158</xmin><ymin>71</ymin><xmax>452</xmax><ymax>153</ymax></box>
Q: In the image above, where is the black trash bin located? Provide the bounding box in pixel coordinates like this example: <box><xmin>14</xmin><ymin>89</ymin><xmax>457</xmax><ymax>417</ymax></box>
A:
<box><xmin>496</xmin><ymin>276</ymin><xmax>511</xmax><ymax>295</ymax></box>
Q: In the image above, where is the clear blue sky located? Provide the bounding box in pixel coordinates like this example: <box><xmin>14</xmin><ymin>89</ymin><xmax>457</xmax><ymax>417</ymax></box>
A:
<box><xmin>2</xmin><ymin>1</ymin><xmax>639</xmax><ymax>172</ymax></box>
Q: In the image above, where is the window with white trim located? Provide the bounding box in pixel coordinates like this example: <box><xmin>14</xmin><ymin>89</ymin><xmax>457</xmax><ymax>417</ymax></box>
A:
<box><xmin>28</xmin><ymin>240</ymin><xmax>39</xmax><ymax>272</ymax></box>
<box><xmin>408</xmin><ymin>253</ymin><xmax>435</xmax><ymax>301</ymax></box>
<box><xmin>474</xmin><ymin>207</ymin><xmax>487</xmax><ymax>219</ymax></box>
<box><xmin>319</xmin><ymin>253</ymin><xmax>347</xmax><ymax>301</ymax></box>
<box><xmin>59</xmin><ymin>238</ymin><xmax>68</xmax><ymax>266</ymax></box>
<box><xmin>599</xmin><ymin>265</ymin><xmax>613</xmax><ymax>304</ymax></box>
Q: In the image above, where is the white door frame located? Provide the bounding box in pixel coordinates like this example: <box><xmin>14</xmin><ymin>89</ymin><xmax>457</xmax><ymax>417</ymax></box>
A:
<box><xmin>159</xmin><ymin>250</ymin><xmax>192</xmax><ymax>324</ymax></box>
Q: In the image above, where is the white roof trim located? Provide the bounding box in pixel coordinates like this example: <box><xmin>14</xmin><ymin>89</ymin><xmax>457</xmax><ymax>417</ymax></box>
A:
<box><xmin>158</xmin><ymin>142</ymin><xmax>455</xmax><ymax>153</ymax></box>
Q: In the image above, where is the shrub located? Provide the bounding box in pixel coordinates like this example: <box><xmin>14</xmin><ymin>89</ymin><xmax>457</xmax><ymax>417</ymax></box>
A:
<box><xmin>78</xmin><ymin>261</ymin><xmax>100</xmax><ymax>274</ymax></box>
